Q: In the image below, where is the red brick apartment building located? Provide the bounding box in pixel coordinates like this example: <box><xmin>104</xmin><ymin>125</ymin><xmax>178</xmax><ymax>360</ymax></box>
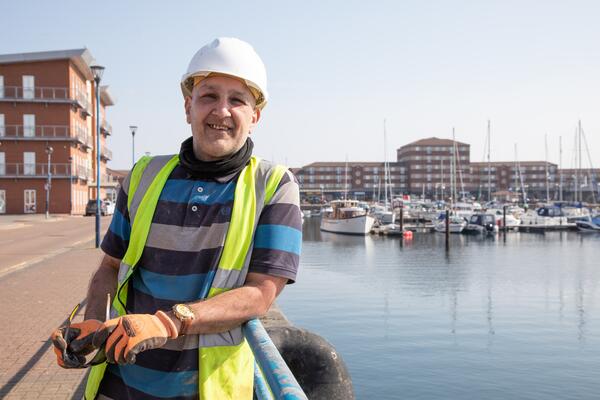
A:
<box><xmin>0</xmin><ymin>49</ymin><xmax>116</xmax><ymax>214</ymax></box>
<box><xmin>557</xmin><ymin>168</ymin><xmax>600</xmax><ymax>202</ymax></box>
<box><xmin>469</xmin><ymin>161</ymin><xmax>558</xmax><ymax>200</ymax></box>
<box><xmin>396</xmin><ymin>137</ymin><xmax>471</xmax><ymax>196</ymax></box>
<box><xmin>294</xmin><ymin>161</ymin><xmax>407</xmax><ymax>201</ymax></box>
<box><xmin>294</xmin><ymin>137</ymin><xmax>574</xmax><ymax>202</ymax></box>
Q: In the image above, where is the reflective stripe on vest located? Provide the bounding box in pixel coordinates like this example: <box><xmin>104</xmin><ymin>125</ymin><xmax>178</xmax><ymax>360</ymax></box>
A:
<box><xmin>84</xmin><ymin>155</ymin><xmax>288</xmax><ymax>400</ymax></box>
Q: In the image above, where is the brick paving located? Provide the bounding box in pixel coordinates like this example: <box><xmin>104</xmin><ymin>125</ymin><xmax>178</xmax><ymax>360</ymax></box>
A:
<box><xmin>0</xmin><ymin>224</ymin><xmax>104</xmax><ymax>399</ymax></box>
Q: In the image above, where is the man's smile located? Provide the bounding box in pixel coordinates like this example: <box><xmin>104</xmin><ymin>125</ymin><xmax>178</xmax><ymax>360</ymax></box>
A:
<box><xmin>207</xmin><ymin>123</ymin><xmax>232</xmax><ymax>132</ymax></box>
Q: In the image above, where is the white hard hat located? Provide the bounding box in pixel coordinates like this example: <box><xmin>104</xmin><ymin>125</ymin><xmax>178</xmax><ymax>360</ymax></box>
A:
<box><xmin>181</xmin><ymin>37</ymin><xmax>268</xmax><ymax>109</ymax></box>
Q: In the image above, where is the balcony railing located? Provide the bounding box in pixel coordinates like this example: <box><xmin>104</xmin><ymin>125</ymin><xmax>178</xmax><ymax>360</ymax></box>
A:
<box><xmin>100</xmin><ymin>120</ymin><xmax>112</xmax><ymax>135</ymax></box>
<box><xmin>0</xmin><ymin>163</ymin><xmax>72</xmax><ymax>178</ymax></box>
<box><xmin>0</xmin><ymin>163</ymin><xmax>94</xmax><ymax>181</ymax></box>
<box><xmin>0</xmin><ymin>85</ymin><xmax>92</xmax><ymax>114</ymax></box>
<box><xmin>100</xmin><ymin>146</ymin><xmax>113</xmax><ymax>160</ymax></box>
<box><xmin>0</xmin><ymin>125</ymin><xmax>71</xmax><ymax>140</ymax></box>
<box><xmin>0</xmin><ymin>86</ymin><xmax>69</xmax><ymax>101</ymax></box>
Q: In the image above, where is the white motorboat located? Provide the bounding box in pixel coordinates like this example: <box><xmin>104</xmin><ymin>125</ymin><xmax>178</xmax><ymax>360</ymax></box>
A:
<box><xmin>320</xmin><ymin>200</ymin><xmax>375</xmax><ymax>235</ymax></box>
<box><xmin>486</xmin><ymin>208</ymin><xmax>521</xmax><ymax>229</ymax></box>
<box><xmin>434</xmin><ymin>214</ymin><xmax>467</xmax><ymax>233</ymax></box>
<box><xmin>520</xmin><ymin>206</ymin><xmax>573</xmax><ymax>228</ymax></box>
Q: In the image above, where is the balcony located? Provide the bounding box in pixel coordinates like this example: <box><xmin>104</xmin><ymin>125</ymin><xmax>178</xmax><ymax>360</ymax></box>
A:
<box><xmin>100</xmin><ymin>146</ymin><xmax>113</xmax><ymax>161</ymax></box>
<box><xmin>100</xmin><ymin>120</ymin><xmax>112</xmax><ymax>136</ymax></box>
<box><xmin>0</xmin><ymin>125</ymin><xmax>73</xmax><ymax>141</ymax></box>
<box><xmin>0</xmin><ymin>163</ymin><xmax>73</xmax><ymax>178</ymax></box>
<box><xmin>0</xmin><ymin>86</ymin><xmax>92</xmax><ymax>115</ymax></box>
<box><xmin>73</xmin><ymin>165</ymin><xmax>91</xmax><ymax>181</ymax></box>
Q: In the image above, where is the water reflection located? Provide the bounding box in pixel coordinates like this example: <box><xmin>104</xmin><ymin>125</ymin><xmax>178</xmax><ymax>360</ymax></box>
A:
<box><xmin>292</xmin><ymin>219</ymin><xmax>600</xmax><ymax>399</ymax></box>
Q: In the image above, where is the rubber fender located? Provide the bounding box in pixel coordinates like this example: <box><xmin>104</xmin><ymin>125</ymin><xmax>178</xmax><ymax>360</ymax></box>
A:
<box><xmin>266</xmin><ymin>326</ymin><xmax>355</xmax><ymax>400</ymax></box>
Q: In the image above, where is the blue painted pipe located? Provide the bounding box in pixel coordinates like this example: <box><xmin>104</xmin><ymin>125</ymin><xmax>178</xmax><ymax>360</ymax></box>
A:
<box><xmin>243</xmin><ymin>318</ymin><xmax>308</xmax><ymax>400</ymax></box>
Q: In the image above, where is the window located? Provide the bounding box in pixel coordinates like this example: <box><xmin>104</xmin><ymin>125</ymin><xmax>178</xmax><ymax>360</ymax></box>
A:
<box><xmin>0</xmin><ymin>152</ymin><xmax>4</xmax><ymax>175</ymax></box>
<box><xmin>24</xmin><ymin>189</ymin><xmax>36</xmax><ymax>213</ymax></box>
<box><xmin>0</xmin><ymin>189</ymin><xmax>5</xmax><ymax>214</ymax></box>
<box><xmin>23</xmin><ymin>75</ymin><xmax>35</xmax><ymax>99</ymax></box>
<box><xmin>24</xmin><ymin>152</ymin><xmax>35</xmax><ymax>175</ymax></box>
<box><xmin>0</xmin><ymin>114</ymin><xmax>4</xmax><ymax>136</ymax></box>
<box><xmin>0</xmin><ymin>75</ymin><xmax>4</xmax><ymax>98</ymax></box>
<box><xmin>23</xmin><ymin>114</ymin><xmax>35</xmax><ymax>137</ymax></box>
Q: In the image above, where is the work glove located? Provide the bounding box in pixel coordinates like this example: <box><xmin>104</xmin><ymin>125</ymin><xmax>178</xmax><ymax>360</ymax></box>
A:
<box><xmin>51</xmin><ymin>319</ymin><xmax>104</xmax><ymax>368</ymax></box>
<box><xmin>93</xmin><ymin>311</ymin><xmax>179</xmax><ymax>365</ymax></box>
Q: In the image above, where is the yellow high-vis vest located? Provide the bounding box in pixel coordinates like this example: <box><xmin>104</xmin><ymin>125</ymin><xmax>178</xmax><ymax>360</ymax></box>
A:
<box><xmin>85</xmin><ymin>155</ymin><xmax>287</xmax><ymax>399</ymax></box>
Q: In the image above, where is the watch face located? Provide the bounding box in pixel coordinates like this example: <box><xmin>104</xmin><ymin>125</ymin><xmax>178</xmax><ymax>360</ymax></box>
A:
<box><xmin>175</xmin><ymin>304</ymin><xmax>194</xmax><ymax>319</ymax></box>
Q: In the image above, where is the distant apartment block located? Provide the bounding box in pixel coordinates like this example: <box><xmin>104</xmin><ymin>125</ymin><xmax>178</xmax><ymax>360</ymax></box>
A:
<box><xmin>0</xmin><ymin>48</ymin><xmax>116</xmax><ymax>214</ymax></box>
<box><xmin>294</xmin><ymin>161</ymin><xmax>407</xmax><ymax>201</ymax></box>
<box><xmin>557</xmin><ymin>168</ymin><xmax>600</xmax><ymax>200</ymax></box>
<box><xmin>396</xmin><ymin>137</ymin><xmax>470</xmax><ymax>195</ymax></box>
<box><xmin>469</xmin><ymin>161</ymin><xmax>558</xmax><ymax>199</ymax></box>
<box><xmin>294</xmin><ymin>136</ymin><xmax>599</xmax><ymax>202</ymax></box>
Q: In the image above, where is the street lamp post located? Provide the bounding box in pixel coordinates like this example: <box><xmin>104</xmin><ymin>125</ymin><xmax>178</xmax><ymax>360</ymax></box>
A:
<box><xmin>91</xmin><ymin>65</ymin><xmax>105</xmax><ymax>248</ymax></box>
<box><xmin>45</xmin><ymin>146</ymin><xmax>53</xmax><ymax>219</ymax></box>
<box><xmin>129</xmin><ymin>125</ymin><xmax>138</xmax><ymax>167</ymax></box>
<box><xmin>68</xmin><ymin>156</ymin><xmax>73</xmax><ymax>214</ymax></box>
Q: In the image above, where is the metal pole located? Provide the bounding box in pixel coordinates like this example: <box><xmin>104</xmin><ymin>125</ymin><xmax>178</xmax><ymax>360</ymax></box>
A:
<box><xmin>399</xmin><ymin>207</ymin><xmax>404</xmax><ymax>231</ymax></box>
<box><xmin>503</xmin><ymin>205</ymin><xmax>507</xmax><ymax>233</ymax></box>
<box><xmin>45</xmin><ymin>148</ymin><xmax>52</xmax><ymax>219</ymax></box>
<box><xmin>69</xmin><ymin>156</ymin><xmax>73</xmax><ymax>214</ymax></box>
<box><xmin>95</xmin><ymin>78</ymin><xmax>101</xmax><ymax>248</ymax></box>
<box><xmin>445</xmin><ymin>208</ymin><xmax>450</xmax><ymax>250</ymax></box>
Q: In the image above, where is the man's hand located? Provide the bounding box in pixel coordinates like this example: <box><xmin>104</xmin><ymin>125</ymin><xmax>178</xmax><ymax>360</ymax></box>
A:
<box><xmin>94</xmin><ymin>311</ymin><xmax>178</xmax><ymax>365</ymax></box>
<box><xmin>51</xmin><ymin>320</ymin><xmax>104</xmax><ymax>368</ymax></box>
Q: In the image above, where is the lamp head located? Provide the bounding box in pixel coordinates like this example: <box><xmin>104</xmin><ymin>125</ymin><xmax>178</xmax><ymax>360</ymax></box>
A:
<box><xmin>129</xmin><ymin>125</ymin><xmax>138</xmax><ymax>136</ymax></box>
<box><xmin>90</xmin><ymin>65</ymin><xmax>105</xmax><ymax>83</ymax></box>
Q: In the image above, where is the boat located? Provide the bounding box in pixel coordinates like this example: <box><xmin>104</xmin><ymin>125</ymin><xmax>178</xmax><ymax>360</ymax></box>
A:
<box><xmin>434</xmin><ymin>213</ymin><xmax>467</xmax><ymax>233</ymax></box>
<box><xmin>486</xmin><ymin>208</ymin><xmax>521</xmax><ymax>229</ymax></box>
<box><xmin>463</xmin><ymin>213</ymin><xmax>498</xmax><ymax>234</ymax></box>
<box><xmin>575</xmin><ymin>215</ymin><xmax>600</xmax><ymax>232</ymax></box>
<box><xmin>520</xmin><ymin>206</ymin><xmax>574</xmax><ymax>229</ymax></box>
<box><xmin>320</xmin><ymin>200</ymin><xmax>375</xmax><ymax>235</ymax></box>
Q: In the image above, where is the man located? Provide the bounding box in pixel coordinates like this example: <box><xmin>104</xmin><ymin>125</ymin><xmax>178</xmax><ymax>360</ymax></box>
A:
<box><xmin>51</xmin><ymin>37</ymin><xmax>302</xmax><ymax>399</ymax></box>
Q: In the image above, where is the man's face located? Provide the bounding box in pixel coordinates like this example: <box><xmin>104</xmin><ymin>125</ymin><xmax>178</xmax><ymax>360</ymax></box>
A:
<box><xmin>184</xmin><ymin>75</ymin><xmax>260</xmax><ymax>161</ymax></box>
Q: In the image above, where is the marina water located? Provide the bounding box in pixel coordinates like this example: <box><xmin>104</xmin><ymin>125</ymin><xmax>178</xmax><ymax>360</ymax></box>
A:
<box><xmin>278</xmin><ymin>218</ymin><xmax>600</xmax><ymax>399</ymax></box>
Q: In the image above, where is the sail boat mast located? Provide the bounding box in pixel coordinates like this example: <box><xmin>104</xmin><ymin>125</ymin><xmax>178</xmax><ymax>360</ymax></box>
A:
<box><xmin>545</xmin><ymin>134</ymin><xmax>550</xmax><ymax>202</ymax></box>
<box><xmin>578</xmin><ymin>120</ymin><xmax>582</xmax><ymax>203</ymax></box>
<box><xmin>487</xmin><ymin>120</ymin><xmax>491</xmax><ymax>202</ymax></box>
<box><xmin>559</xmin><ymin>136</ymin><xmax>563</xmax><ymax>201</ymax></box>
<box><xmin>515</xmin><ymin>144</ymin><xmax>526</xmax><ymax>205</ymax></box>
<box><xmin>383</xmin><ymin>119</ymin><xmax>388</xmax><ymax>210</ymax></box>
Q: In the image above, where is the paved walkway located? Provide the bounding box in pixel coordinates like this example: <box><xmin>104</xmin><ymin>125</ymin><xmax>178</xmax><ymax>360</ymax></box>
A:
<box><xmin>0</xmin><ymin>216</ymin><xmax>108</xmax><ymax>399</ymax></box>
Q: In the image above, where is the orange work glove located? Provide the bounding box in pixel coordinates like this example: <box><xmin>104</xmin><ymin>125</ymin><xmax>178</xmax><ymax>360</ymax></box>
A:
<box><xmin>51</xmin><ymin>320</ymin><xmax>104</xmax><ymax>368</ymax></box>
<box><xmin>94</xmin><ymin>311</ymin><xmax>179</xmax><ymax>365</ymax></box>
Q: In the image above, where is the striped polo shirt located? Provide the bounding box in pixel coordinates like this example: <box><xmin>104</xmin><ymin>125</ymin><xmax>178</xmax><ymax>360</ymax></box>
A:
<box><xmin>98</xmin><ymin>161</ymin><xmax>302</xmax><ymax>400</ymax></box>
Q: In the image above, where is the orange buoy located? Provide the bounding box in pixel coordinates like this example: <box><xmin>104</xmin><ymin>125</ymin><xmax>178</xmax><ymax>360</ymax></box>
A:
<box><xmin>403</xmin><ymin>230</ymin><xmax>413</xmax><ymax>239</ymax></box>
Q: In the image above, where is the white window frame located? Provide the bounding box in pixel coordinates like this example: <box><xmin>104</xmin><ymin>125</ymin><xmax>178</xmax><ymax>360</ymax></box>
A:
<box><xmin>0</xmin><ymin>152</ymin><xmax>4</xmax><ymax>175</ymax></box>
<box><xmin>0</xmin><ymin>75</ymin><xmax>4</xmax><ymax>98</ymax></box>
<box><xmin>23</xmin><ymin>114</ymin><xmax>35</xmax><ymax>137</ymax></box>
<box><xmin>0</xmin><ymin>189</ymin><xmax>5</xmax><ymax>214</ymax></box>
<box><xmin>24</xmin><ymin>152</ymin><xmax>35</xmax><ymax>175</ymax></box>
<box><xmin>0</xmin><ymin>113</ymin><xmax>4</xmax><ymax>136</ymax></box>
<box><xmin>24</xmin><ymin>189</ymin><xmax>36</xmax><ymax>213</ymax></box>
<box><xmin>23</xmin><ymin>75</ymin><xmax>35</xmax><ymax>99</ymax></box>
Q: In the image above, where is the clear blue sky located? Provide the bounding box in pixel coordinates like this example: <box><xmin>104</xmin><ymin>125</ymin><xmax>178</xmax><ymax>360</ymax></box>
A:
<box><xmin>3</xmin><ymin>0</ymin><xmax>599</xmax><ymax>170</ymax></box>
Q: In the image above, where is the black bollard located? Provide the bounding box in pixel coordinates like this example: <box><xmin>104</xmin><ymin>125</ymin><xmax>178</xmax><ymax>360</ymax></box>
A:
<box><xmin>399</xmin><ymin>207</ymin><xmax>404</xmax><ymax>231</ymax></box>
<box><xmin>267</xmin><ymin>326</ymin><xmax>355</xmax><ymax>400</ymax></box>
<box><xmin>503</xmin><ymin>205</ymin><xmax>507</xmax><ymax>233</ymax></box>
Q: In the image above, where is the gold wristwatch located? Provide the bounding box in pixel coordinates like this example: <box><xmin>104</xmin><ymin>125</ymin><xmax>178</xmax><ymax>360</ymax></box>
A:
<box><xmin>172</xmin><ymin>304</ymin><xmax>195</xmax><ymax>335</ymax></box>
